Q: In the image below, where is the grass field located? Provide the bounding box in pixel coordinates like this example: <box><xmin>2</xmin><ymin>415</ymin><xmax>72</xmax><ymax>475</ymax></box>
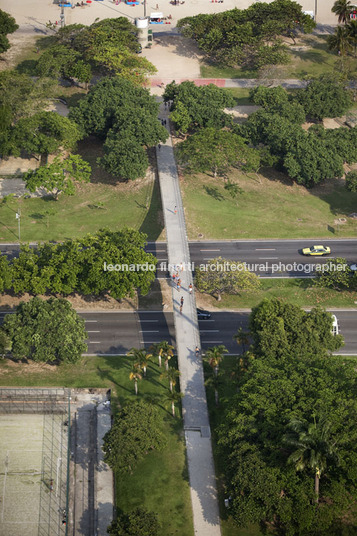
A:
<box><xmin>197</xmin><ymin>278</ymin><xmax>357</xmax><ymax>309</ymax></box>
<box><xmin>0</xmin><ymin>356</ymin><xmax>194</xmax><ymax>536</ymax></box>
<box><xmin>0</xmin><ymin>171</ymin><xmax>163</xmax><ymax>242</ymax></box>
<box><xmin>181</xmin><ymin>169</ymin><xmax>357</xmax><ymax>240</ymax></box>
<box><xmin>200</xmin><ymin>34</ymin><xmax>357</xmax><ymax>80</ymax></box>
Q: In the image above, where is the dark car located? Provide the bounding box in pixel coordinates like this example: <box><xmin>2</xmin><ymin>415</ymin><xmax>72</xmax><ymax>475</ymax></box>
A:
<box><xmin>197</xmin><ymin>308</ymin><xmax>211</xmax><ymax>320</ymax></box>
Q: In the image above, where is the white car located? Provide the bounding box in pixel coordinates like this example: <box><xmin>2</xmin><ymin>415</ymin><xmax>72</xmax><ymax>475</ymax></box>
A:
<box><xmin>331</xmin><ymin>314</ymin><xmax>339</xmax><ymax>336</ymax></box>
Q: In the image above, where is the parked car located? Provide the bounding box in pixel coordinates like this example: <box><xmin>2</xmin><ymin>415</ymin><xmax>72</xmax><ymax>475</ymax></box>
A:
<box><xmin>331</xmin><ymin>314</ymin><xmax>339</xmax><ymax>336</ymax></box>
<box><xmin>302</xmin><ymin>245</ymin><xmax>331</xmax><ymax>256</ymax></box>
<box><xmin>197</xmin><ymin>308</ymin><xmax>211</xmax><ymax>320</ymax></box>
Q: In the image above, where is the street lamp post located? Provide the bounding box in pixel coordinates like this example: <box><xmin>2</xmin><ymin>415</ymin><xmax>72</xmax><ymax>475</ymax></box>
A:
<box><xmin>15</xmin><ymin>209</ymin><xmax>21</xmax><ymax>242</ymax></box>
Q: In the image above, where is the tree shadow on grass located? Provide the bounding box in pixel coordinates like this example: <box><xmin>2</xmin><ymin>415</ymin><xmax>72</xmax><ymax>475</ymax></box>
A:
<box><xmin>203</xmin><ymin>185</ymin><xmax>225</xmax><ymax>201</ymax></box>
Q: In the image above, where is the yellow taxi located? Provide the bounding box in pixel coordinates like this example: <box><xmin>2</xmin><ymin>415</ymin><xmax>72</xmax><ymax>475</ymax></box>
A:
<box><xmin>302</xmin><ymin>245</ymin><xmax>331</xmax><ymax>256</ymax></box>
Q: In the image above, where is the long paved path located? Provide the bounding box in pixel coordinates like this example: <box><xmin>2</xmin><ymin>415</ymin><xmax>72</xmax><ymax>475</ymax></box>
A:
<box><xmin>157</xmin><ymin>105</ymin><xmax>221</xmax><ymax>535</ymax></box>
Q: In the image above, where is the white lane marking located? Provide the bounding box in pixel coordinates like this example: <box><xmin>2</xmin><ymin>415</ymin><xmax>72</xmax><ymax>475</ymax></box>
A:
<box><xmin>200</xmin><ymin>330</ymin><xmax>219</xmax><ymax>333</ymax></box>
<box><xmin>140</xmin><ymin>341</ymin><xmax>167</xmax><ymax>344</ymax></box>
<box><xmin>200</xmin><ymin>249</ymin><xmax>221</xmax><ymax>252</ymax></box>
<box><xmin>139</xmin><ymin>330</ymin><xmax>159</xmax><ymax>333</ymax></box>
<box><xmin>87</xmin><ymin>330</ymin><xmax>100</xmax><ymax>333</ymax></box>
<box><xmin>85</xmin><ymin>320</ymin><xmax>98</xmax><ymax>323</ymax></box>
<box><xmin>198</xmin><ymin>319</ymin><xmax>215</xmax><ymax>322</ymax></box>
<box><xmin>89</xmin><ymin>341</ymin><xmax>101</xmax><ymax>344</ymax></box>
<box><xmin>146</xmin><ymin>249</ymin><xmax>166</xmax><ymax>252</ymax></box>
<box><xmin>203</xmin><ymin>257</ymin><xmax>214</xmax><ymax>260</ymax></box>
<box><xmin>138</xmin><ymin>320</ymin><xmax>159</xmax><ymax>323</ymax></box>
<box><xmin>259</xmin><ymin>257</ymin><xmax>278</xmax><ymax>260</ymax></box>
<box><xmin>255</xmin><ymin>248</ymin><xmax>276</xmax><ymax>250</ymax></box>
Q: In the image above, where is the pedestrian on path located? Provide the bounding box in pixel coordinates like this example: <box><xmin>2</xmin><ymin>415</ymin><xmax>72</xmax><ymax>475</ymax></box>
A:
<box><xmin>177</xmin><ymin>278</ymin><xmax>181</xmax><ymax>290</ymax></box>
<box><xmin>158</xmin><ymin>143</ymin><xmax>161</xmax><ymax>150</ymax></box>
<box><xmin>180</xmin><ymin>296</ymin><xmax>184</xmax><ymax>307</ymax></box>
<box><xmin>172</xmin><ymin>272</ymin><xmax>176</xmax><ymax>284</ymax></box>
<box><xmin>179</xmin><ymin>262</ymin><xmax>184</xmax><ymax>271</ymax></box>
<box><xmin>195</xmin><ymin>346</ymin><xmax>200</xmax><ymax>357</ymax></box>
<box><xmin>174</xmin><ymin>205</ymin><xmax>177</xmax><ymax>214</ymax></box>
<box><xmin>189</xmin><ymin>283</ymin><xmax>193</xmax><ymax>294</ymax></box>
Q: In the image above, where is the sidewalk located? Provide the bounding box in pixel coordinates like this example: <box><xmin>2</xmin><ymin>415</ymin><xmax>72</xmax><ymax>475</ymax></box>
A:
<box><xmin>156</xmin><ymin>105</ymin><xmax>221</xmax><ymax>535</ymax></box>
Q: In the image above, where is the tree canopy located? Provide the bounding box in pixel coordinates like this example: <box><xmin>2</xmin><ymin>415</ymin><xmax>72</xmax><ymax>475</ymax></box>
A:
<box><xmin>177</xmin><ymin>0</ymin><xmax>315</xmax><ymax>69</ymax></box>
<box><xmin>107</xmin><ymin>508</ymin><xmax>160</xmax><ymax>536</ymax></box>
<box><xmin>3</xmin><ymin>297</ymin><xmax>87</xmax><ymax>363</ymax></box>
<box><xmin>0</xmin><ymin>10</ymin><xmax>18</xmax><ymax>55</ymax></box>
<box><xmin>195</xmin><ymin>257</ymin><xmax>261</xmax><ymax>300</ymax></box>
<box><xmin>103</xmin><ymin>400</ymin><xmax>166</xmax><ymax>473</ymax></box>
<box><xmin>217</xmin><ymin>299</ymin><xmax>356</xmax><ymax>535</ymax></box>
<box><xmin>297</xmin><ymin>74</ymin><xmax>352</xmax><ymax>120</ymax></box>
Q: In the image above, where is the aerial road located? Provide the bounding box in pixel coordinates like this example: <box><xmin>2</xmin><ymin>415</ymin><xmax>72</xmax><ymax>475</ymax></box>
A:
<box><xmin>1</xmin><ymin>239</ymin><xmax>357</xmax><ymax>277</ymax></box>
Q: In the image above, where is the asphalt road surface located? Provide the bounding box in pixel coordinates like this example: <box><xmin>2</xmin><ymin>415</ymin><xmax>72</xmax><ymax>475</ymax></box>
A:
<box><xmin>2</xmin><ymin>310</ymin><xmax>353</xmax><ymax>356</ymax></box>
<box><xmin>2</xmin><ymin>239</ymin><xmax>356</xmax><ymax>278</ymax></box>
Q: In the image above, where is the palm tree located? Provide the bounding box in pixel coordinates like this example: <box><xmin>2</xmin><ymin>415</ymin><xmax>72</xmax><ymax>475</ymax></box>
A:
<box><xmin>206</xmin><ymin>372</ymin><xmax>223</xmax><ymax>407</ymax></box>
<box><xmin>153</xmin><ymin>341</ymin><xmax>175</xmax><ymax>370</ymax></box>
<box><xmin>127</xmin><ymin>347</ymin><xmax>151</xmax><ymax>377</ymax></box>
<box><xmin>160</xmin><ymin>367</ymin><xmax>181</xmax><ymax>392</ymax></box>
<box><xmin>233</xmin><ymin>327</ymin><xmax>250</xmax><ymax>354</ymax></box>
<box><xmin>283</xmin><ymin>416</ymin><xmax>338</xmax><ymax>503</ymax></box>
<box><xmin>163</xmin><ymin>391</ymin><xmax>183</xmax><ymax>417</ymax></box>
<box><xmin>205</xmin><ymin>345</ymin><xmax>228</xmax><ymax>376</ymax></box>
<box><xmin>149</xmin><ymin>343</ymin><xmax>162</xmax><ymax>367</ymax></box>
<box><xmin>347</xmin><ymin>19</ymin><xmax>357</xmax><ymax>55</ymax></box>
<box><xmin>129</xmin><ymin>365</ymin><xmax>143</xmax><ymax>395</ymax></box>
<box><xmin>332</xmin><ymin>0</ymin><xmax>352</xmax><ymax>24</ymax></box>
<box><xmin>328</xmin><ymin>26</ymin><xmax>352</xmax><ymax>56</ymax></box>
<box><xmin>230</xmin><ymin>351</ymin><xmax>255</xmax><ymax>389</ymax></box>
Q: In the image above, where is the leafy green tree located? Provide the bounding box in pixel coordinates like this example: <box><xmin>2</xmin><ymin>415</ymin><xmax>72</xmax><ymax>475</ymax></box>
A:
<box><xmin>163</xmin><ymin>390</ymin><xmax>183</xmax><ymax>417</ymax></box>
<box><xmin>11</xmin><ymin>112</ymin><xmax>81</xmax><ymax>159</ymax></box>
<box><xmin>297</xmin><ymin>74</ymin><xmax>352</xmax><ymax>120</ymax></box>
<box><xmin>100</xmin><ymin>135</ymin><xmax>148</xmax><ymax>180</ymax></box>
<box><xmin>128</xmin><ymin>347</ymin><xmax>152</xmax><ymax>377</ymax></box>
<box><xmin>178</xmin><ymin>128</ymin><xmax>260</xmax><ymax>178</ymax></box>
<box><xmin>284</xmin><ymin>417</ymin><xmax>339</xmax><ymax>503</ymax></box>
<box><xmin>0</xmin><ymin>255</ymin><xmax>11</xmax><ymax>292</ymax></box>
<box><xmin>249</xmin><ymin>298</ymin><xmax>344</xmax><ymax>359</ymax></box>
<box><xmin>3</xmin><ymin>297</ymin><xmax>87</xmax><ymax>363</ymax></box>
<box><xmin>129</xmin><ymin>365</ymin><xmax>143</xmax><ymax>395</ymax></box>
<box><xmin>205</xmin><ymin>345</ymin><xmax>228</xmax><ymax>376</ymax></box>
<box><xmin>160</xmin><ymin>367</ymin><xmax>180</xmax><ymax>392</ymax></box>
<box><xmin>107</xmin><ymin>508</ymin><xmax>160</xmax><ymax>536</ymax></box>
<box><xmin>0</xmin><ymin>10</ymin><xmax>18</xmax><ymax>54</ymax></box>
<box><xmin>205</xmin><ymin>371</ymin><xmax>223</xmax><ymax>407</ymax></box>
<box><xmin>150</xmin><ymin>341</ymin><xmax>174</xmax><ymax>369</ymax></box>
<box><xmin>195</xmin><ymin>257</ymin><xmax>261</xmax><ymax>301</ymax></box>
<box><xmin>164</xmin><ymin>81</ymin><xmax>235</xmax><ymax>134</ymax></box>
<box><xmin>332</xmin><ymin>0</ymin><xmax>352</xmax><ymax>24</ymax></box>
<box><xmin>0</xmin><ymin>328</ymin><xmax>9</xmax><ymax>358</ymax></box>
<box><xmin>92</xmin><ymin>45</ymin><xmax>156</xmax><ymax>86</ymax></box>
<box><xmin>346</xmin><ymin>169</ymin><xmax>357</xmax><ymax>191</ymax></box>
<box><xmin>23</xmin><ymin>154</ymin><xmax>91</xmax><ymax>199</ymax></box>
<box><xmin>103</xmin><ymin>400</ymin><xmax>166</xmax><ymax>473</ymax></box>
<box><xmin>314</xmin><ymin>257</ymin><xmax>354</xmax><ymax>290</ymax></box>
<box><xmin>328</xmin><ymin>26</ymin><xmax>352</xmax><ymax>56</ymax></box>
<box><xmin>233</xmin><ymin>327</ymin><xmax>250</xmax><ymax>353</ymax></box>
<box><xmin>249</xmin><ymin>85</ymin><xmax>289</xmax><ymax>107</ymax></box>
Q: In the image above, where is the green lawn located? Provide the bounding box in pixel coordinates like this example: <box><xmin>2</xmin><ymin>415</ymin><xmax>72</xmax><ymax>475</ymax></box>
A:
<box><xmin>197</xmin><ymin>278</ymin><xmax>357</xmax><ymax>309</ymax></box>
<box><xmin>181</xmin><ymin>169</ymin><xmax>357</xmax><ymax>240</ymax></box>
<box><xmin>0</xmin><ymin>171</ymin><xmax>163</xmax><ymax>242</ymax></box>
<box><xmin>0</xmin><ymin>355</ymin><xmax>193</xmax><ymax>536</ymax></box>
<box><xmin>200</xmin><ymin>34</ymin><xmax>357</xmax><ymax>80</ymax></box>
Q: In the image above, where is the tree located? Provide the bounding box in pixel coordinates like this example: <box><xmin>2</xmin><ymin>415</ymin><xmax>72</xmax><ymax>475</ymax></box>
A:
<box><xmin>249</xmin><ymin>85</ymin><xmax>289</xmax><ymax>107</ymax></box>
<box><xmin>23</xmin><ymin>154</ymin><xmax>91</xmax><ymax>199</ymax></box>
<box><xmin>346</xmin><ymin>169</ymin><xmax>357</xmax><ymax>191</ymax></box>
<box><xmin>100</xmin><ymin>136</ymin><xmax>148</xmax><ymax>180</ymax></box>
<box><xmin>332</xmin><ymin>0</ymin><xmax>352</xmax><ymax>24</ymax></box>
<box><xmin>314</xmin><ymin>257</ymin><xmax>354</xmax><ymax>290</ymax></box>
<box><xmin>0</xmin><ymin>10</ymin><xmax>18</xmax><ymax>54</ymax></box>
<box><xmin>103</xmin><ymin>400</ymin><xmax>166</xmax><ymax>473</ymax></box>
<box><xmin>129</xmin><ymin>365</ymin><xmax>143</xmax><ymax>395</ymax></box>
<box><xmin>107</xmin><ymin>508</ymin><xmax>160</xmax><ymax>536</ymax></box>
<box><xmin>347</xmin><ymin>19</ymin><xmax>357</xmax><ymax>55</ymax></box>
<box><xmin>128</xmin><ymin>348</ymin><xmax>151</xmax><ymax>377</ymax></box>
<box><xmin>0</xmin><ymin>255</ymin><xmax>11</xmax><ymax>293</ymax></box>
<box><xmin>0</xmin><ymin>329</ymin><xmax>9</xmax><ymax>358</ymax></box>
<box><xmin>297</xmin><ymin>74</ymin><xmax>352</xmax><ymax>120</ymax></box>
<box><xmin>284</xmin><ymin>417</ymin><xmax>339</xmax><ymax>503</ymax></box>
<box><xmin>177</xmin><ymin>128</ymin><xmax>260</xmax><ymax>178</ymax></box>
<box><xmin>160</xmin><ymin>367</ymin><xmax>180</xmax><ymax>392</ymax></box>
<box><xmin>152</xmin><ymin>341</ymin><xmax>174</xmax><ymax>370</ymax></box>
<box><xmin>3</xmin><ymin>297</ymin><xmax>87</xmax><ymax>363</ymax></box>
<box><xmin>195</xmin><ymin>257</ymin><xmax>261</xmax><ymax>301</ymax></box>
<box><xmin>205</xmin><ymin>371</ymin><xmax>223</xmax><ymax>407</ymax></box>
<box><xmin>327</xmin><ymin>26</ymin><xmax>352</xmax><ymax>56</ymax></box>
<box><xmin>163</xmin><ymin>390</ymin><xmax>183</xmax><ymax>417</ymax></box>
<box><xmin>233</xmin><ymin>327</ymin><xmax>250</xmax><ymax>353</ymax></box>
<box><xmin>205</xmin><ymin>345</ymin><xmax>228</xmax><ymax>376</ymax></box>
<box><xmin>11</xmin><ymin>112</ymin><xmax>81</xmax><ymax>159</ymax></box>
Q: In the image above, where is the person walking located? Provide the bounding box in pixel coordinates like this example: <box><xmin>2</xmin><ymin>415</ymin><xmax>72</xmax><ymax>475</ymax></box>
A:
<box><xmin>174</xmin><ymin>205</ymin><xmax>177</xmax><ymax>215</ymax></box>
<box><xmin>180</xmin><ymin>296</ymin><xmax>184</xmax><ymax>307</ymax></box>
<box><xmin>188</xmin><ymin>283</ymin><xmax>193</xmax><ymax>294</ymax></box>
<box><xmin>177</xmin><ymin>278</ymin><xmax>181</xmax><ymax>290</ymax></box>
<box><xmin>195</xmin><ymin>346</ymin><xmax>200</xmax><ymax>357</ymax></box>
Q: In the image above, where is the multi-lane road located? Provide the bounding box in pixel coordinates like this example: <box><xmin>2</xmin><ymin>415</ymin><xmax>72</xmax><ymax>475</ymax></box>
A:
<box><xmin>1</xmin><ymin>239</ymin><xmax>357</xmax><ymax>277</ymax></box>
<box><xmin>1</xmin><ymin>310</ymin><xmax>352</xmax><ymax>356</ymax></box>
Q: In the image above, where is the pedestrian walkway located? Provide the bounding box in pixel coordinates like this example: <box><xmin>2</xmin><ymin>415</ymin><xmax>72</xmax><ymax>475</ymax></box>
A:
<box><xmin>156</xmin><ymin>104</ymin><xmax>221</xmax><ymax>535</ymax></box>
<box><xmin>150</xmin><ymin>77</ymin><xmax>308</xmax><ymax>89</ymax></box>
